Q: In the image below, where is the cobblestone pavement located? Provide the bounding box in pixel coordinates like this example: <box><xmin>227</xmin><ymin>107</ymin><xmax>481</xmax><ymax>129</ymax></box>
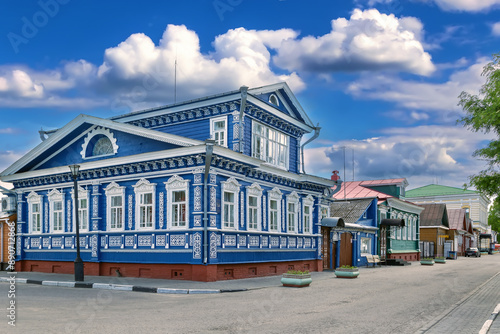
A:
<box><xmin>417</xmin><ymin>272</ymin><xmax>500</xmax><ymax>333</ymax></box>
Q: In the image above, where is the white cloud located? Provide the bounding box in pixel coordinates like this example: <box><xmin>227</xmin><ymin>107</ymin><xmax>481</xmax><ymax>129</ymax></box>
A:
<box><xmin>304</xmin><ymin>125</ymin><xmax>495</xmax><ymax>188</ymax></box>
<box><xmin>273</xmin><ymin>9</ymin><xmax>435</xmax><ymax>76</ymax></box>
<box><xmin>493</xmin><ymin>22</ymin><xmax>500</xmax><ymax>36</ymax></box>
<box><xmin>0</xmin><ymin>150</ymin><xmax>23</xmax><ymax>174</ymax></box>
<box><xmin>347</xmin><ymin>58</ymin><xmax>488</xmax><ymax>119</ymax></box>
<box><xmin>433</xmin><ymin>0</ymin><xmax>500</xmax><ymax>12</ymax></box>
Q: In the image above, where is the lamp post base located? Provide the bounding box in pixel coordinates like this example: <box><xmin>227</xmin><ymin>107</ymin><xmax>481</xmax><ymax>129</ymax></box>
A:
<box><xmin>74</xmin><ymin>258</ymin><xmax>84</xmax><ymax>282</ymax></box>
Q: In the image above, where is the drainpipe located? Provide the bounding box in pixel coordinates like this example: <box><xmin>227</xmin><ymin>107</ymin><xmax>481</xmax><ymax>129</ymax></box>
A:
<box><xmin>239</xmin><ymin>86</ymin><xmax>248</xmax><ymax>154</ymax></box>
<box><xmin>300</xmin><ymin>125</ymin><xmax>321</xmax><ymax>174</ymax></box>
<box><xmin>203</xmin><ymin>139</ymin><xmax>215</xmax><ymax>265</ymax></box>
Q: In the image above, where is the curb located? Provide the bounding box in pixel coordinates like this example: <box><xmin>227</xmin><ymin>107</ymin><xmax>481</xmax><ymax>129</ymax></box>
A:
<box><xmin>0</xmin><ymin>277</ymin><xmax>248</xmax><ymax>295</ymax></box>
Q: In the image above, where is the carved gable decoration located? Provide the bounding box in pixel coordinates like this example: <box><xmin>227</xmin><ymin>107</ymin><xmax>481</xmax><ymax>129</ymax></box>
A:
<box><xmin>80</xmin><ymin>127</ymin><xmax>119</xmax><ymax>159</ymax></box>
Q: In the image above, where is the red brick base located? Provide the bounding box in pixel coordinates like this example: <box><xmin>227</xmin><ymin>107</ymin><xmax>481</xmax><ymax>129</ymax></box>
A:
<box><xmin>15</xmin><ymin>259</ymin><xmax>322</xmax><ymax>282</ymax></box>
<box><xmin>387</xmin><ymin>252</ymin><xmax>420</xmax><ymax>262</ymax></box>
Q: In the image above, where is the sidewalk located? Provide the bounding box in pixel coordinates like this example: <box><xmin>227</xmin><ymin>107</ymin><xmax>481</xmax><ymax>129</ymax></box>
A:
<box><xmin>0</xmin><ymin>269</ymin><xmax>333</xmax><ymax>294</ymax></box>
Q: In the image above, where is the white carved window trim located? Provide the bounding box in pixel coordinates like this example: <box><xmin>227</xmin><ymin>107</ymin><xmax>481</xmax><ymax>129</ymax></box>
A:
<box><xmin>165</xmin><ymin>175</ymin><xmax>190</xmax><ymax>230</ymax></box>
<box><xmin>210</xmin><ymin>116</ymin><xmax>227</xmax><ymax>147</ymax></box>
<box><xmin>221</xmin><ymin>177</ymin><xmax>240</xmax><ymax>230</ymax></box>
<box><xmin>71</xmin><ymin>186</ymin><xmax>89</xmax><ymax>232</ymax></box>
<box><xmin>27</xmin><ymin>191</ymin><xmax>42</xmax><ymax>234</ymax></box>
<box><xmin>302</xmin><ymin>195</ymin><xmax>314</xmax><ymax>234</ymax></box>
<box><xmin>413</xmin><ymin>216</ymin><xmax>418</xmax><ymax>240</ymax></box>
<box><xmin>134</xmin><ymin>178</ymin><xmax>156</xmax><ymax>230</ymax></box>
<box><xmin>286</xmin><ymin>191</ymin><xmax>299</xmax><ymax>233</ymax></box>
<box><xmin>268</xmin><ymin>187</ymin><xmax>282</xmax><ymax>232</ymax></box>
<box><xmin>397</xmin><ymin>213</ymin><xmax>403</xmax><ymax>240</ymax></box>
<box><xmin>390</xmin><ymin>212</ymin><xmax>396</xmax><ymax>239</ymax></box>
<box><xmin>246</xmin><ymin>183</ymin><xmax>263</xmax><ymax>231</ymax></box>
<box><xmin>105</xmin><ymin>182</ymin><xmax>125</xmax><ymax>231</ymax></box>
<box><xmin>80</xmin><ymin>127</ymin><xmax>119</xmax><ymax>159</ymax></box>
<box><xmin>48</xmin><ymin>189</ymin><xmax>65</xmax><ymax>233</ymax></box>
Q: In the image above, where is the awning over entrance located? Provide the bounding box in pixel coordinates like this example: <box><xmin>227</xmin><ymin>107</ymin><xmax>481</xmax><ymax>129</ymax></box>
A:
<box><xmin>380</xmin><ymin>218</ymin><xmax>405</xmax><ymax>227</ymax></box>
<box><xmin>320</xmin><ymin>217</ymin><xmax>345</xmax><ymax>227</ymax></box>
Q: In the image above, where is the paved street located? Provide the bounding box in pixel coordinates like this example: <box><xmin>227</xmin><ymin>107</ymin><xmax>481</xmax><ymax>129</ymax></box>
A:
<box><xmin>1</xmin><ymin>255</ymin><xmax>500</xmax><ymax>334</ymax></box>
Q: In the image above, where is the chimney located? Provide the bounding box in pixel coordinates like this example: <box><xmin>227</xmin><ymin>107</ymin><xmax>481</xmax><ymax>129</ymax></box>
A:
<box><xmin>331</xmin><ymin>170</ymin><xmax>340</xmax><ymax>181</ymax></box>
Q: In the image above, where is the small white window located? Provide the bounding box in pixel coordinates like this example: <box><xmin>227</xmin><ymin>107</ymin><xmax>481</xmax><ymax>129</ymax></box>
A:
<box><xmin>134</xmin><ymin>178</ymin><xmax>156</xmax><ymax>230</ymax></box>
<box><xmin>78</xmin><ymin>198</ymin><xmax>88</xmax><ymax>231</ymax></box>
<box><xmin>105</xmin><ymin>182</ymin><xmax>125</xmax><ymax>231</ymax></box>
<box><xmin>269</xmin><ymin>94</ymin><xmax>279</xmax><ymax>106</ymax></box>
<box><xmin>286</xmin><ymin>192</ymin><xmax>299</xmax><ymax>233</ymax></box>
<box><xmin>361</xmin><ymin>237</ymin><xmax>371</xmax><ymax>255</ymax></box>
<box><xmin>302</xmin><ymin>195</ymin><xmax>314</xmax><ymax>234</ymax></box>
<box><xmin>268</xmin><ymin>187</ymin><xmax>282</xmax><ymax>232</ymax></box>
<box><xmin>246</xmin><ymin>183</ymin><xmax>263</xmax><ymax>231</ymax></box>
<box><xmin>210</xmin><ymin>116</ymin><xmax>227</xmax><ymax>147</ymax></box>
<box><xmin>221</xmin><ymin>177</ymin><xmax>240</xmax><ymax>230</ymax></box>
<box><xmin>48</xmin><ymin>189</ymin><xmax>65</xmax><ymax>233</ymax></box>
<box><xmin>165</xmin><ymin>175</ymin><xmax>190</xmax><ymax>230</ymax></box>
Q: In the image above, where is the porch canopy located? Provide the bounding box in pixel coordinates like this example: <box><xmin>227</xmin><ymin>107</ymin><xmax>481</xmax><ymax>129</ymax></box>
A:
<box><xmin>380</xmin><ymin>218</ymin><xmax>405</xmax><ymax>227</ymax></box>
<box><xmin>320</xmin><ymin>217</ymin><xmax>345</xmax><ymax>227</ymax></box>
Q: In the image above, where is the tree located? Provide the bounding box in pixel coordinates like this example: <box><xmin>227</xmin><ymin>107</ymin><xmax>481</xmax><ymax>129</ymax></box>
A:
<box><xmin>459</xmin><ymin>53</ymin><xmax>500</xmax><ymax>198</ymax></box>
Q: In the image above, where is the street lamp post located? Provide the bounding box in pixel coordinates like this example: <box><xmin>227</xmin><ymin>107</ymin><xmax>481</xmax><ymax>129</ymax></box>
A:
<box><xmin>69</xmin><ymin>164</ymin><xmax>84</xmax><ymax>282</ymax></box>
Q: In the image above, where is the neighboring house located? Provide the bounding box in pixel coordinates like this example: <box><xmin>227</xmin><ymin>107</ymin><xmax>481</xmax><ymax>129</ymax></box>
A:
<box><xmin>406</xmin><ymin>184</ymin><xmax>491</xmax><ymax>246</ymax></box>
<box><xmin>326</xmin><ymin>198</ymin><xmax>378</xmax><ymax>269</ymax></box>
<box><xmin>0</xmin><ymin>82</ymin><xmax>340</xmax><ymax>281</ymax></box>
<box><xmin>447</xmin><ymin>208</ymin><xmax>473</xmax><ymax>256</ymax></box>
<box><xmin>419</xmin><ymin>204</ymin><xmax>450</xmax><ymax>258</ymax></box>
<box><xmin>0</xmin><ymin>186</ymin><xmax>17</xmax><ymax>270</ymax></box>
<box><xmin>332</xmin><ymin>179</ymin><xmax>423</xmax><ymax>263</ymax></box>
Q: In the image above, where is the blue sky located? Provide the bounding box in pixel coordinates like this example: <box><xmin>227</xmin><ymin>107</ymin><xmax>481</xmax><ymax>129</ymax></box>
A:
<box><xmin>0</xmin><ymin>0</ymin><xmax>499</xmax><ymax>190</ymax></box>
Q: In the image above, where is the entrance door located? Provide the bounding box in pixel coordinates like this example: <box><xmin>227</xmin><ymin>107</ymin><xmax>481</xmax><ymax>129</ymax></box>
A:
<box><xmin>380</xmin><ymin>226</ymin><xmax>387</xmax><ymax>261</ymax></box>
<box><xmin>339</xmin><ymin>232</ymin><xmax>352</xmax><ymax>267</ymax></box>
<box><xmin>321</xmin><ymin>227</ymin><xmax>331</xmax><ymax>269</ymax></box>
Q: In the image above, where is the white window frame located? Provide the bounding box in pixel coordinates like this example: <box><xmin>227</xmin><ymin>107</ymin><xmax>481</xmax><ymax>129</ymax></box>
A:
<box><xmin>302</xmin><ymin>195</ymin><xmax>314</xmax><ymax>234</ymax></box>
<box><xmin>268</xmin><ymin>187</ymin><xmax>282</xmax><ymax>232</ymax></box>
<box><xmin>286</xmin><ymin>191</ymin><xmax>299</xmax><ymax>233</ymax></box>
<box><xmin>27</xmin><ymin>191</ymin><xmax>43</xmax><ymax>234</ymax></box>
<box><xmin>246</xmin><ymin>183</ymin><xmax>263</xmax><ymax>231</ymax></box>
<box><xmin>390</xmin><ymin>212</ymin><xmax>396</xmax><ymax>239</ymax></box>
<box><xmin>361</xmin><ymin>237</ymin><xmax>371</xmax><ymax>255</ymax></box>
<box><xmin>105</xmin><ymin>182</ymin><xmax>125</xmax><ymax>231</ymax></box>
<box><xmin>133</xmin><ymin>178</ymin><xmax>156</xmax><ymax>230</ymax></box>
<box><xmin>71</xmin><ymin>186</ymin><xmax>89</xmax><ymax>232</ymax></box>
<box><xmin>320</xmin><ymin>205</ymin><xmax>330</xmax><ymax>220</ymax></box>
<box><xmin>413</xmin><ymin>216</ymin><xmax>418</xmax><ymax>240</ymax></box>
<box><xmin>48</xmin><ymin>189</ymin><xmax>65</xmax><ymax>233</ymax></box>
<box><xmin>165</xmin><ymin>175</ymin><xmax>190</xmax><ymax>230</ymax></box>
<box><xmin>403</xmin><ymin>214</ymin><xmax>408</xmax><ymax>240</ymax></box>
<box><xmin>251</xmin><ymin>121</ymin><xmax>289</xmax><ymax>169</ymax></box>
<box><xmin>210</xmin><ymin>116</ymin><xmax>227</xmax><ymax>147</ymax></box>
<box><xmin>221</xmin><ymin>177</ymin><xmax>240</xmax><ymax>230</ymax></box>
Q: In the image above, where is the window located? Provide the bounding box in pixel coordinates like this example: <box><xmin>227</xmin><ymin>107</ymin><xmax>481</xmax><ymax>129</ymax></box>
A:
<box><xmin>269</xmin><ymin>94</ymin><xmax>279</xmax><ymax>106</ymax></box>
<box><xmin>321</xmin><ymin>205</ymin><xmax>329</xmax><ymax>220</ymax></box>
<box><xmin>413</xmin><ymin>217</ymin><xmax>417</xmax><ymax>240</ymax></box>
<box><xmin>247</xmin><ymin>183</ymin><xmax>263</xmax><ymax>231</ymax></box>
<box><xmin>361</xmin><ymin>237</ymin><xmax>371</xmax><ymax>255</ymax></box>
<box><xmin>80</xmin><ymin>127</ymin><xmax>118</xmax><ymax>159</ymax></box>
<box><xmin>462</xmin><ymin>206</ymin><xmax>470</xmax><ymax>220</ymax></box>
<box><xmin>134</xmin><ymin>178</ymin><xmax>156</xmax><ymax>230</ymax></box>
<box><xmin>172</xmin><ymin>190</ymin><xmax>187</xmax><ymax>227</ymax></box>
<box><xmin>268</xmin><ymin>187</ymin><xmax>282</xmax><ymax>232</ymax></box>
<box><xmin>28</xmin><ymin>191</ymin><xmax>42</xmax><ymax>234</ymax></box>
<box><xmin>286</xmin><ymin>192</ymin><xmax>299</xmax><ymax>233</ymax></box>
<box><xmin>221</xmin><ymin>177</ymin><xmax>240</xmax><ymax>230</ymax></box>
<box><xmin>303</xmin><ymin>195</ymin><xmax>314</xmax><ymax>234</ymax></box>
<box><xmin>252</xmin><ymin>121</ymin><xmax>288</xmax><ymax>169</ymax></box>
<box><xmin>210</xmin><ymin>116</ymin><xmax>227</xmax><ymax>147</ymax></box>
<box><xmin>93</xmin><ymin>137</ymin><xmax>113</xmax><ymax>156</ymax></box>
<box><xmin>165</xmin><ymin>175</ymin><xmax>190</xmax><ymax>230</ymax></box>
<box><xmin>105</xmin><ymin>182</ymin><xmax>125</xmax><ymax>231</ymax></box>
<box><xmin>71</xmin><ymin>186</ymin><xmax>89</xmax><ymax>232</ymax></box>
<box><xmin>48</xmin><ymin>189</ymin><xmax>64</xmax><ymax>233</ymax></box>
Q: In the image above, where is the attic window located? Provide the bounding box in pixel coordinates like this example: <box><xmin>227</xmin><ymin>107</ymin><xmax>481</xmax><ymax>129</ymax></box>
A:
<box><xmin>269</xmin><ymin>94</ymin><xmax>279</xmax><ymax>106</ymax></box>
<box><xmin>81</xmin><ymin>127</ymin><xmax>119</xmax><ymax>159</ymax></box>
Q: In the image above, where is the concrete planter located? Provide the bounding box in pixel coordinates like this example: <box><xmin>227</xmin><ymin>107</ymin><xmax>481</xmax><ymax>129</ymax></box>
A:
<box><xmin>334</xmin><ymin>268</ymin><xmax>360</xmax><ymax>279</ymax></box>
<box><xmin>281</xmin><ymin>274</ymin><xmax>312</xmax><ymax>287</ymax></box>
<box><xmin>420</xmin><ymin>260</ymin><xmax>435</xmax><ymax>265</ymax></box>
<box><xmin>434</xmin><ymin>259</ymin><xmax>446</xmax><ymax>264</ymax></box>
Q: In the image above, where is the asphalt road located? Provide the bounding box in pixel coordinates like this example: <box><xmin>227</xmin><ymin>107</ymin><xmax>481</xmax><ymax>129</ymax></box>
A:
<box><xmin>1</xmin><ymin>255</ymin><xmax>499</xmax><ymax>334</ymax></box>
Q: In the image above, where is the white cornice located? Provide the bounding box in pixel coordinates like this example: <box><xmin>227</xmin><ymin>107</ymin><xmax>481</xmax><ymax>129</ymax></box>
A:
<box><xmin>386</xmin><ymin>197</ymin><xmax>424</xmax><ymax>214</ymax></box>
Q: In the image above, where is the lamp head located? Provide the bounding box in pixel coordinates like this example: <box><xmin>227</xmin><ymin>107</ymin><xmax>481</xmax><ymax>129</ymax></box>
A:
<box><xmin>69</xmin><ymin>164</ymin><xmax>80</xmax><ymax>177</ymax></box>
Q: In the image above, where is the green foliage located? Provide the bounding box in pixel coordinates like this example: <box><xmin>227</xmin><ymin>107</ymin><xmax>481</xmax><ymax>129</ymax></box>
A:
<box><xmin>488</xmin><ymin>197</ymin><xmax>500</xmax><ymax>236</ymax></box>
<box><xmin>286</xmin><ymin>270</ymin><xmax>309</xmax><ymax>275</ymax></box>
<box><xmin>459</xmin><ymin>53</ymin><xmax>500</xmax><ymax>199</ymax></box>
<box><xmin>338</xmin><ymin>265</ymin><xmax>358</xmax><ymax>269</ymax></box>
<box><xmin>435</xmin><ymin>256</ymin><xmax>445</xmax><ymax>260</ymax></box>
<box><xmin>421</xmin><ymin>258</ymin><xmax>434</xmax><ymax>261</ymax></box>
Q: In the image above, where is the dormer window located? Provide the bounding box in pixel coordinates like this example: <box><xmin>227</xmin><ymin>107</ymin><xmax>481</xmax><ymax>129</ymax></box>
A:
<box><xmin>269</xmin><ymin>94</ymin><xmax>279</xmax><ymax>106</ymax></box>
<box><xmin>81</xmin><ymin>127</ymin><xmax>119</xmax><ymax>159</ymax></box>
<box><xmin>210</xmin><ymin>116</ymin><xmax>227</xmax><ymax>147</ymax></box>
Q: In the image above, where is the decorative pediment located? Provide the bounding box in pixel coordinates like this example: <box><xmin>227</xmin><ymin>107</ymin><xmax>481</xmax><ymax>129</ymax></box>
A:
<box><xmin>303</xmin><ymin>194</ymin><xmax>314</xmax><ymax>206</ymax></box>
<box><xmin>287</xmin><ymin>191</ymin><xmax>299</xmax><ymax>202</ymax></box>
<box><xmin>247</xmin><ymin>183</ymin><xmax>263</xmax><ymax>196</ymax></box>
<box><xmin>165</xmin><ymin>174</ymin><xmax>189</xmax><ymax>190</ymax></box>
<box><xmin>27</xmin><ymin>191</ymin><xmax>42</xmax><ymax>203</ymax></box>
<box><xmin>221</xmin><ymin>177</ymin><xmax>241</xmax><ymax>192</ymax></box>
<box><xmin>133</xmin><ymin>178</ymin><xmax>156</xmax><ymax>193</ymax></box>
<box><xmin>105</xmin><ymin>181</ymin><xmax>124</xmax><ymax>195</ymax></box>
<box><xmin>268</xmin><ymin>187</ymin><xmax>283</xmax><ymax>200</ymax></box>
<box><xmin>47</xmin><ymin>188</ymin><xmax>64</xmax><ymax>201</ymax></box>
<box><xmin>80</xmin><ymin>127</ymin><xmax>118</xmax><ymax>159</ymax></box>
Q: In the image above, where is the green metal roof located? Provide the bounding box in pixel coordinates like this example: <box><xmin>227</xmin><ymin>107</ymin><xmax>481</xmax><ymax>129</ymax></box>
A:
<box><xmin>406</xmin><ymin>184</ymin><xmax>478</xmax><ymax>198</ymax></box>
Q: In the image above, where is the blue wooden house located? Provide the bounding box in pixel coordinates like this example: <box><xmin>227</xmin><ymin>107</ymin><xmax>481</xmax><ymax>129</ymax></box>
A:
<box><xmin>1</xmin><ymin>83</ymin><xmax>341</xmax><ymax>281</ymax></box>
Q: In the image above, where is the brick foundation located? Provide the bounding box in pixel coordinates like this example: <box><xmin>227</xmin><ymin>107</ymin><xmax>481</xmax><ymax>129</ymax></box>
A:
<box><xmin>387</xmin><ymin>252</ymin><xmax>420</xmax><ymax>262</ymax></box>
<box><xmin>15</xmin><ymin>259</ymin><xmax>322</xmax><ymax>282</ymax></box>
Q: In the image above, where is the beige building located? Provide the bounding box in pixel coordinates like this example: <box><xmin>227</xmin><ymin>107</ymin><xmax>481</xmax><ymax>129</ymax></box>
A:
<box><xmin>406</xmin><ymin>184</ymin><xmax>491</xmax><ymax>246</ymax></box>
